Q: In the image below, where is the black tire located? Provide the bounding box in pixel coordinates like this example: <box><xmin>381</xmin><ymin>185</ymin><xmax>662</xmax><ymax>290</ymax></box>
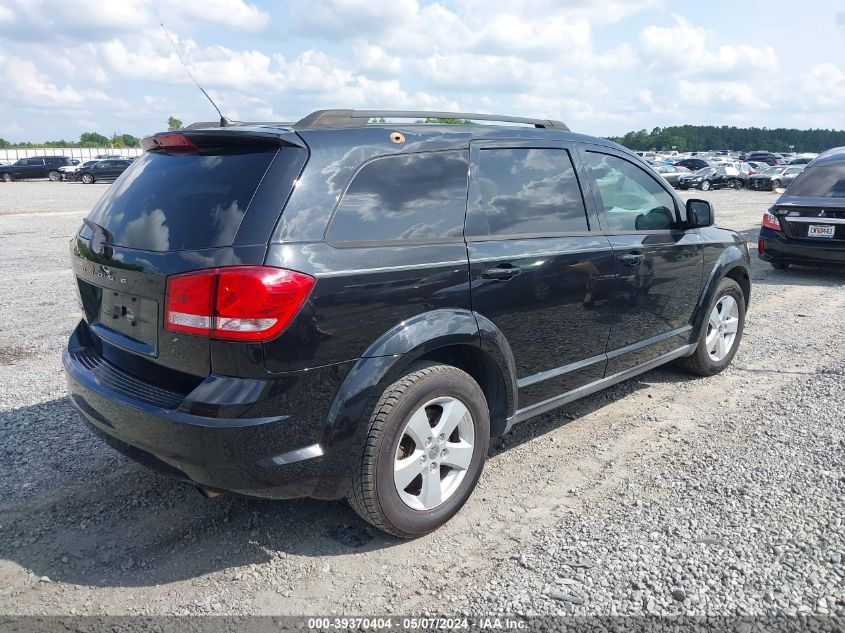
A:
<box><xmin>771</xmin><ymin>261</ymin><xmax>789</xmax><ymax>270</ymax></box>
<box><xmin>1</xmin><ymin>173</ymin><xmax>12</xmax><ymax>182</ymax></box>
<box><xmin>676</xmin><ymin>278</ymin><xmax>745</xmax><ymax>377</ymax></box>
<box><xmin>347</xmin><ymin>362</ymin><xmax>490</xmax><ymax>538</ymax></box>
<box><xmin>81</xmin><ymin>173</ymin><xmax>94</xmax><ymax>184</ymax></box>
<box><xmin>771</xmin><ymin>179</ymin><xmax>781</xmax><ymax>189</ymax></box>
<box><xmin>700</xmin><ymin>180</ymin><xmax>711</xmax><ymax>191</ymax></box>
<box><xmin>733</xmin><ymin>179</ymin><xmax>744</xmax><ymax>190</ymax></box>
<box><xmin>48</xmin><ymin>170</ymin><xmax>61</xmax><ymax>182</ymax></box>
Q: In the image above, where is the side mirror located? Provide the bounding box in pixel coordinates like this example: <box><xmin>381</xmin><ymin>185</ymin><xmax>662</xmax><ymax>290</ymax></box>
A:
<box><xmin>687</xmin><ymin>199</ymin><xmax>714</xmax><ymax>228</ymax></box>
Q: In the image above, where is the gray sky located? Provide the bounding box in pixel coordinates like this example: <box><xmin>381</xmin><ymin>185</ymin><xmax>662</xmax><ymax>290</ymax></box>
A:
<box><xmin>1</xmin><ymin>0</ymin><xmax>843</xmax><ymax>142</ymax></box>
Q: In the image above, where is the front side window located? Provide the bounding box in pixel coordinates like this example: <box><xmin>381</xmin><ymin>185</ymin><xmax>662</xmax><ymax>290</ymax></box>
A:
<box><xmin>585</xmin><ymin>151</ymin><xmax>678</xmax><ymax>232</ymax></box>
<box><xmin>327</xmin><ymin>150</ymin><xmax>469</xmax><ymax>243</ymax></box>
<box><xmin>474</xmin><ymin>148</ymin><xmax>589</xmax><ymax>236</ymax></box>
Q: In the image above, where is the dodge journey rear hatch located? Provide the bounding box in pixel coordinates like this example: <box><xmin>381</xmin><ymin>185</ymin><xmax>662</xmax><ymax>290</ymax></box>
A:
<box><xmin>71</xmin><ymin>129</ymin><xmax>307</xmax><ymax>391</ymax></box>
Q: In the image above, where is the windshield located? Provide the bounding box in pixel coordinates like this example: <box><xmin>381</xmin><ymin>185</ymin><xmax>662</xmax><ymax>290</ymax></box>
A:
<box><xmin>694</xmin><ymin>168</ymin><xmax>714</xmax><ymax>176</ymax></box>
<box><xmin>786</xmin><ymin>161</ymin><xmax>845</xmax><ymax>198</ymax></box>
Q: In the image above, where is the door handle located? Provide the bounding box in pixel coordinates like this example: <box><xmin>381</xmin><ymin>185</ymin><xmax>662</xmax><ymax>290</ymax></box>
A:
<box><xmin>481</xmin><ymin>265</ymin><xmax>522</xmax><ymax>280</ymax></box>
<box><xmin>618</xmin><ymin>254</ymin><xmax>644</xmax><ymax>266</ymax></box>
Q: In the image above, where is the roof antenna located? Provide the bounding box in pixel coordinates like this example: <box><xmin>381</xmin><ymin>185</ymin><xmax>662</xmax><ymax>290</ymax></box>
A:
<box><xmin>160</xmin><ymin>23</ymin><xmax>232</xmax><ymax>128</ymax></box>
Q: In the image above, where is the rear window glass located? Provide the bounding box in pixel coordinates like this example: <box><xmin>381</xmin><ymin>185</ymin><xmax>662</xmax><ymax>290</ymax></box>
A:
<box><xmin>475</xmin><ymin>148</ymin><xmax>589</xmax><ymax>236</ymax></box>
<box><xmin>85</xmin><ymin>150</ymin><xmax>276</xmax><ymax>251</ymax></box>
<box><xmin>786</xmin><ymin>162</ymin><xmax>845</xmax><ymax>197</ymax></box>
<box><xmin>327</xmin><ymin>150</ymin><xmax>468</xmax><ymax>243</ymax></box>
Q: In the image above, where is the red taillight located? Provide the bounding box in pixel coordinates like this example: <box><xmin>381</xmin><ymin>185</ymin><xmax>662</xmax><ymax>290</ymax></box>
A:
<box><xmin>165</xmin><ymin>266</ymin><xmax>315</xmax><ymax>342</ymax></box>
<box><xmin>155</xmin><ymin>133</ymin><xmax>197</xmax><ymax>153</ymax></box>
<box><xmin>762</xmin><ymin>210</ymin><xmax>782</xmax><ymax>231</ymax></box>
<box><xmin>758</xmin><ymin>238</ymin><xmax>765</xmax><ymax>255</ymax></box>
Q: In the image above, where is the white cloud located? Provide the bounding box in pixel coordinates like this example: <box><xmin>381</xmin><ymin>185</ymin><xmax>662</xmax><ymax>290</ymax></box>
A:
<box><xmin>795</xmin><ymin>63</ymin><xmax>845</xmax><ymax>110</ymax></box>
<box><xmin>163</xmin><ymin>0</ymin><xmax>270</xmax><ymax>31</ymax></box>
<box><xmin>638</xmin><ymin>15</ymin><xmax>778</xmax><ymax>78</ymax></box>
<box><xmin>677</xmin><ymin>80</ymin><xmax>770</xmax><ymax>111</ymax></box>
<box><xmin>1</xmin><ymin>1</ymin><xmax>844</xmax><ymax>141</ymax></box>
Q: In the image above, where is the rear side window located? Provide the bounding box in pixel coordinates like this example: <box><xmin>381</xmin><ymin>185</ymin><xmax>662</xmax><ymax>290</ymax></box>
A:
<box><xmin>475</xmin><ymin>148</ymin><xmax>589</xmax><ymax>236</ymax></box>
<box><xmin>787</xmin><ymin>162</ymin><xmax>845</xmax><ymax>197</ymax></box>
<box><xmin>327</xmin><ymin>150</ymin><xmax>468</xmax><ymax>243</ymax></box>
<box><xmin>85</xmin><ymin>149</ymin><xmax>278</xmax><ymax>251</ymax></box>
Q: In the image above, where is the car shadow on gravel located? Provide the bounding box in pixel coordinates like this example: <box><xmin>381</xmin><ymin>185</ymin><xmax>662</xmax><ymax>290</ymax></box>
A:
<box><xmin>0</xmin><ymin>360</ymin><xmax>757</xmax><ymax>589</ymax></box>
<box><xmin>490</xmin><ymin>362</ymin><xmax>691</xmax><ymax>457</ymax></box>
<box><xmin>0</xmin><ymin>397</ymin><xmax>401</xmax><ymax>590</ymax></box>
<box><xmin>753</xmin><ymin>262</ymin><xmax>845</xmax><ymax>287</ymax></box>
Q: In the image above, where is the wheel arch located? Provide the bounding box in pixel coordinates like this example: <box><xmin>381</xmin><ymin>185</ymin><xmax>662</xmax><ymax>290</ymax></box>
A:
<box><xmin>692</xmin><ymin>247</ymin><xmax>751</xmax><ymax>337</ymax></box>
<box><xmin>321</xmin><ymin>309</ymin><xmax>518</xmax><ymax>452</ymax></box>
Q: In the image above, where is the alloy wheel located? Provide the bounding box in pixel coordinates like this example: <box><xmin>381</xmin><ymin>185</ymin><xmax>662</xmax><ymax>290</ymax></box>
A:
<box><xmin>706</xmin><ymin>295</ymin><xmax>739</xmax><ymax>361</ymax></box>
<box><xmin>393</xmin><ymin>396</ymin><xmax>475</xmax><ymax>511</ymax></box>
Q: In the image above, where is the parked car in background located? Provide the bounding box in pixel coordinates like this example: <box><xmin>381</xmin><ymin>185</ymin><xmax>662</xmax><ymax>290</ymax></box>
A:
<box><xmin>759</xmin><ymin>146</ymin><xmax>845</xmax><ymax>269</ymax></box>
<box><xmin>744</xmin><ymin>152</ymin><xmax>781</xmax><ymax>166</ymax></box>
<box><xmin>789</xmin><ymin>157</ymin><xmax>814</xmax><ymax>165</ymax></box>
<box><xmin>58</xmin><ymin>159</ymin><xmax>91</xmax><ymax>180</ymax></box>
<box><xmin>63</xmin><ymin>109</ymin><xmax>751</xmax><ymax>537</ymax></box>
<box><xmin>94</xmin><ymin>154</ymin><xmax>125</xmax><ymax>160</ymax></box>
<box><xmin>76</xmin><ymin>159</ymin><xmax>132</xmax><ymax>184</ymax></box>
<box><xmin>655</xmin><ymin>164</ymin><xmax>692</xmax><ymax>188</ymax></box>
<box><xmin>674</xmin><ymin>157</ymin><xmax>712</xmax><ymax>172</ymax></box>
<box><xmin>748</xmin><ymin>165</ymin><xmax>805</xmax><ymax>191</ymax></box>
<box><xmin>678</xmin><ymin>166</ymin><xmax>747</xmax><ymax>191</ymax></box>
<box><xmin>0</xmin><ymin>156</ymin><xmax>74</xmax><ymax>181</ymax></box>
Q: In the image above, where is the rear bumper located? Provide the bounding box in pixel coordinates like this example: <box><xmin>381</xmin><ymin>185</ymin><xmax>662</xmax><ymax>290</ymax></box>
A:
<box><xmin>758</xmin><ymin>227</ymin><xmax>845</xmax><ymax>266</ymax></box>
<box><xmin>63</xmin><ymin>322</ymin><xmax>356</xmax><ymax>500</ymax></box>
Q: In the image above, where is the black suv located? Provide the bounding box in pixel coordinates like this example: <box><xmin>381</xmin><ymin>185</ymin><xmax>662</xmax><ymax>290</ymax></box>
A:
<box><xmin>744</xmin><ymin>151</ymin><xmax>781</xmax><ymax>166</ymax></box>
<box><xmin>1</xmin><ymin>155</ymin><xmax>74</xmax><ymax>181</ymax></box>
<box><xmin>64</xmin><ymin>110</ymin><xmax>751</xmax><ymax>537</ymax></box>
<box><xmin>74</xmin><ymin>159</ymin><xmax>133</xmax><ymax>184</ymax></box>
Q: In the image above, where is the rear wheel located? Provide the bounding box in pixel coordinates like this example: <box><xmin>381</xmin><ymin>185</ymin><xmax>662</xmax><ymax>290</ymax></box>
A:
<box><xmin>81</xmin><ymin>173</ymin><xmax>94</xmax><ymax>184</ymax></box>
<box><xmin>677</xmin><ymin>278</ymin><xmax>745</xmax><ymax>377</ymax></box>
<box><xmin>700</xmin><ymin>180</ymin><xmax>711</xmax><ymax>191</ymax></box>
<box><xmin>48</xmin><ymin>170</ymin><xmax>61</xmax><ymax>182</ymax></box>
<box><xmin>347</xmin><ymin>362</ymin><xmax>490</xmax><ymax>538</ymax></box>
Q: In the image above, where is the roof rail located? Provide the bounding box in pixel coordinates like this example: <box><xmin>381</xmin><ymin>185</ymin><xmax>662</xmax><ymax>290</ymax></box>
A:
<box><xmin>293</xmin><ymin>109</ymin><xmax>569</xmax><ymax>131</ymax></box>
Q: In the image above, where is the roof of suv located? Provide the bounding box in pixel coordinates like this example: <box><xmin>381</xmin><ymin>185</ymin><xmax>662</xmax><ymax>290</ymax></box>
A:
<box><xmin>178</xmin><ymin>109</ymin><xmax>629</xmax><ymax>157</ymax></box>
<box><xmin>812</xmin><ymin>146</ymin><xmax>845</xmax><ymax>164</ymax></box>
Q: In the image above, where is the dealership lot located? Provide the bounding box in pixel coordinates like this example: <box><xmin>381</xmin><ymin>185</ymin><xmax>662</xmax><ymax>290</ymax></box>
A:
<box><xmin>0</xmin><ymin>182</ymin><xmax>843</xmax><ymax>616</ymax></box>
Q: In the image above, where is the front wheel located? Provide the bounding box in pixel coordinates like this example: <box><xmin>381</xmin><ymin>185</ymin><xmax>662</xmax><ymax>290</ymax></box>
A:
<box><xmin>347</xmin><ymin>362</ymin><xmax>490</xmax><ymax>538</ymax></box>
<box><xmin>48</xmin><ymin>170</ymin><xmax>61</xmax><ymax>182</ymax></box>
<box><xmin>81</xmin><ymin>173</ymin><xmax>94</xmax><ymax>184</ymax></box>
<box><xmin>733</xmin><ymin>179</ymin><xmax>744</xmax><ymax>190</ymax></box>
<box><xmin>1</xmin><ymin>173</ymin><xmax>12</xmax><ymax>182</ymax></box>
<box><xmin>677</xmin><ymin>278</ymin><xmax>745</xmax><ymax>377</ymax></box>
<box><xmin>700</xmin><ymin>180</ymin><xmax>711</xmax><ymax>191</ymax></box>
<box><xmin>771</xmin><ymin>179</ymin><xmax>781</xmax><ymax>189</ymax></box>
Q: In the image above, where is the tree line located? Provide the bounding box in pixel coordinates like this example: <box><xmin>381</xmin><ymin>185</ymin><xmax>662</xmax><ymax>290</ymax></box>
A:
<box><xmin>608</xmin><ymin>125</ymin><xmax>845</xmax><ymax>153</ymax></box>
<box><xmin>0</xmin><ymin>132</ymin><xmax>141</xmax><ymax>149</ymax></box>
<box><xmin>0</xmin><ymin>116</ymin><xmax>187</xmax><ymax>150</ymax></box>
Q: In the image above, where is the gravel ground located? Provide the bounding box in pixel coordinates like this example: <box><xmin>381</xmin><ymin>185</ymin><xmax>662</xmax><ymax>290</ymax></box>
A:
<box><xmin>0</xmin><ymin>181</ymin><xmax>843</xmax><ymax>618</ymax></box>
